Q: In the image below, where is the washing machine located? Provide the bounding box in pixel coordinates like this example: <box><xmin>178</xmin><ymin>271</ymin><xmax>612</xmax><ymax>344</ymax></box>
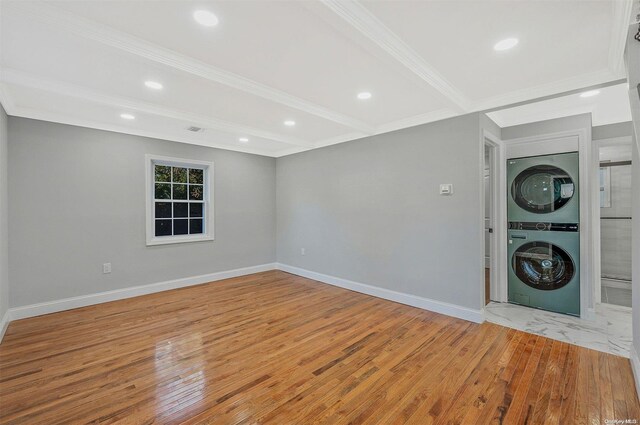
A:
<box><xmin>507</xmin><ymin>152</ymin><xmax>579</xmax><ymax>223</ymax></box>
<box><xmin>507</xmin><ymin>222</ymin><xmax>580</xmax><ymax>316</ymax></box>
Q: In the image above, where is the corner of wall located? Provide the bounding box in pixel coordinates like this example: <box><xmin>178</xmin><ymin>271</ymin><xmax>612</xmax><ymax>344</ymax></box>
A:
<box><xmin>480</xmin><ymin>113</ymin><xmax>503</xmax><ymax>141</ymax></box>
<box><xmin>0</xmin><ymin>309</ymin><xmax>9</xmax><ymax>343</ymax></box>
<box><xmin>0</xmin><ymin>103</ymin><xmax>9</xmax><ymax>344</ymax></box>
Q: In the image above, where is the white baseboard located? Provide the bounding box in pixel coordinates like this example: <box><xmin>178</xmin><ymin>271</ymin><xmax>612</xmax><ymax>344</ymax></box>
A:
<box><xmin>2</xmin><ymin>262</ymin><xmax>485</xmax><ymax>344</ymax></box>
<box><xmin>5</xmin><ymin>263</ymin><xmax>277</xmax><ymax>325</ymax></box>
<box><xmin>0</xmin><ymin>310</ymin><xmax>9</xmax><ymax>342</ymax></box>
<box><xmin>276</xmin><ymin>263</ymin><xmax>485</xmax><ymax>324</ymax></box>
<box><xmin>631</xmin><ymin>344</ymin><xmax>640</xmax><ymax>401</ymax></box>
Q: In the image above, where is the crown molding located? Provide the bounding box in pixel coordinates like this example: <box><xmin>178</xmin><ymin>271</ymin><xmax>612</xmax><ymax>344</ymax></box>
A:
<box><xmin>609</xmin><ymin>0</ymin><xmax>634</xmax><ymax>77</ymax></box>
<box><xmin>2</xmin><ymin>68</ymin><xmax>314</xmax><ymax>148</ymax></box>
<box><xmin>9</xmin><ymin>106</ymin><xmax>283</xmax><ymax>157</ymax></box>
<box><xmin>7</xmin><ymin>1</ymin><xmax>376</xmax><ymax>135</ymax></box>
<box><xmin>320</xmin><ymin>0</ymin><xmax>471</xmax><ymax>112</ymax></box>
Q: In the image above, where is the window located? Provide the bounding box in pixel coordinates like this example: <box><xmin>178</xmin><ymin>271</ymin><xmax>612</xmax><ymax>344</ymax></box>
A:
<box><xmin>146</xmin><ymin>155</ymin><xmax>214</xmax><ymax>245</ymax></box>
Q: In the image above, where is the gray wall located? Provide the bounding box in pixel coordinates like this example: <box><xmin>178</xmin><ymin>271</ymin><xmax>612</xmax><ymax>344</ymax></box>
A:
<box><xmin>8</xmin><ymin>118</ymin><xmax>276</xmax><ymax>307</ymax></box>
<box><xmin>502</xmin><ymin>113</ymin><xmax>592</xmax><ymax>141</ymax></box>
<box><xmin>0</xmin><ymin>105</ymin><xmax>7</xmax><ymax>320</ymax></box>
<box><xmin>593</xmin><ymin>121</ymin><xmax>635</xmax><ymax>141</ymax></box>
<box><xmin>277</xmin><ymin>113</ymin><xmax>486</xmax><ymax>310</ymax></box>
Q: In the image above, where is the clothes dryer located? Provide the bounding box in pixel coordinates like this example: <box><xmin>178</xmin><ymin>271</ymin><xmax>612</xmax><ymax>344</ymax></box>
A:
<box><xmin>507</xmin><ymin>152</ymin><xmax>579</xmax><ymax>223</ymax></box>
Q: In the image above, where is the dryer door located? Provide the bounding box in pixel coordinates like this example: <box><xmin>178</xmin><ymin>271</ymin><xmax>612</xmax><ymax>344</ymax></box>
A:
<box><xmin>512</xmin><ymin>241</ymin><xmax>575</xmax><ymax>290</ymax></box>
<box><xmin>511</xmin><ymin>165</ymin><xmax>575</xmax><ymax>214</ymax></box>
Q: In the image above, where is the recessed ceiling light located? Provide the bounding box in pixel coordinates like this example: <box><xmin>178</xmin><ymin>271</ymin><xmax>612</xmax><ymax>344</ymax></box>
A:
<box><xmin>239</xmin><ymin>137</ymin><xmax>249</xmax><ymax>143</ymax></box>
<box><xmin>120</xmin><ymin>113</ymin><xmax>135</xmax><ymax>120</ymax></box>
<box><xmin>493</xmin><ymin>37</ymin><xmax>519</xmax><ymax>51</ymax></box>
<box><xmin>194</xmin><ymin>10</ymin><xmax>219</xmax><ymax>27</ymax></box>
<box><xmin>284</xmin><ymin>120</ymin><xmax>296</xmax><ymax>127</ymax></box>
<box><xmin>580</xmin><ymin>90</ymin><xmax>600</xmax><ymax>98</ymax></box>
<box><xmin>144</xmin><ymin>80</ymin><xmax>163</xmax><ymax>90</ymax></box>
<box><xmin>357</xmin><ymin>92</ymin><xmax>372</xmax><ymax>100</ymax></box>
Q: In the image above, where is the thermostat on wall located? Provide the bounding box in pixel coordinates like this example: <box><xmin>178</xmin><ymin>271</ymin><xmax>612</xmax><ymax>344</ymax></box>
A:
<box><xmin>439</xmin><ymin>184</ymin><xmax>453</xmax><ymax>195</ymax></box>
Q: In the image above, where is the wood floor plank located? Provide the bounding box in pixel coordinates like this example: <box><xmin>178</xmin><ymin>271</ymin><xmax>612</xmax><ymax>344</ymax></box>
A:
<box><xmin>0</xmin><ymin>270</ymin><xmax>637</xmax><ymax>424</ymax></box>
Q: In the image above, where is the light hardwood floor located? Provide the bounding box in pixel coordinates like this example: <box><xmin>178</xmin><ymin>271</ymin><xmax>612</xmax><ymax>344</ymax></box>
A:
<box><xmin>0</xmin><ymin>270</ymin><xmax>638</xmax><ymax>424</ymax></box>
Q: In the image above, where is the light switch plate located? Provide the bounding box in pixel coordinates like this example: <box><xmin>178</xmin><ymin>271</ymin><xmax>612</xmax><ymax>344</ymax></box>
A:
<box><xmin>439</xmin><ymin>184</ymin><xmax>453</xmax><ymax>195</ymax></box>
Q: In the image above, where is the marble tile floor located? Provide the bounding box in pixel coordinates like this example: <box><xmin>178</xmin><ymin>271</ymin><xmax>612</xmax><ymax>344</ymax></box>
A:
<box><xmin>484</xmin><ymin>301</ymin><xmax>632</xmax><ymax>358</ymax></box>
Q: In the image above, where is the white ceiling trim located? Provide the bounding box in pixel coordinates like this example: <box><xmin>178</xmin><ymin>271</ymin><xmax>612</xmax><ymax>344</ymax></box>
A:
<box><xmin>1</xmin><ymin>68</ymin><xmax>314</xmax><ymax>148</ymax></box>
<box><xmin>609</xmin><ymin>0</ymin><xmax>634</xmax><ymax>77</ymax></box>
<box><xmin>469</xmin><ymin>68</ymin><xmax>619</xmax><ymax>112</ymax></box>
<box><xmin>9</xmin><ymin>105</ymin><xmax>279</xmax><ymax>157</ymax></box>
<box><xmin>6</xmin><ymin>1</ymin><xmax>376</xmax><ymax>135</ymax></box>
<box><xmin>320</xmin><ymin>0</ymin><xmax>471</xmax><ymax>112</ymax></box>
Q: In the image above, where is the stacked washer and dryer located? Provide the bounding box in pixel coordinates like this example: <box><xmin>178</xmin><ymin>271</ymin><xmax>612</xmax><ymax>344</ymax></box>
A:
<box><xmin>507</xmin><ymin>152</ymin><xmax>581</xmax><ymax>316</ymax></box>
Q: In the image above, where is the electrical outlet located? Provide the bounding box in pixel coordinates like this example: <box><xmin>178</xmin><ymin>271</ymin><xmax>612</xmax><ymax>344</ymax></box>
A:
<box><xmin>439</xmin><ymin>184</ymin><xmax>453</xmax><ymax>195</ymax></box>
<box><xmin>103</xmin><ymin>263</ymin><xmax>112</xmax><ymax>274</ymax></box>
<box><xmin>301</xmin><ymin>248</ymin><xmax>306</xmax><ymax>256</ymax></box>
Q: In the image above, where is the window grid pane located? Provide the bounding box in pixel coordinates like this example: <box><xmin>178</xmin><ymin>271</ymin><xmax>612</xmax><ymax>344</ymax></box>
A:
<box><xmin>154</xmin><ymin>163</ymin><xmax>207</xmax><ymax>237</ymax></box>
<box><xmin>172</xmin><ymin>167</ymin><xmax>187</xmax><ymax>183</ymax></box>
<box><xmin>173</xmin><ymin>184</ymin><xmax>187</xmax><ymax>200</ymax></box>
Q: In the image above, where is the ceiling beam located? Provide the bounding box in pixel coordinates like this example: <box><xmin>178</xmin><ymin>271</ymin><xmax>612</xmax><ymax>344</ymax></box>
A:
<box><xmin>1</xmin><ymin>68</ymin><xmax>315</xmax><ymax>148</ymax></box>
<box><xmin>7</xmin><ymin>1</ymin><xmax>376</xmax><ymax>135</ymax></box>
<box><xmin>320</xmin><ymin>0</ymin><xmax>471</xmax><ymax>112</ymax></box>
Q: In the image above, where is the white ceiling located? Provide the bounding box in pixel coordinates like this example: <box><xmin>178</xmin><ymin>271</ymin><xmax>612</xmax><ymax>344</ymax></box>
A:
<box><xmin>0</xmin><ymin>0</ymin><xmax>633</xmax><ymax>157</ymax></box>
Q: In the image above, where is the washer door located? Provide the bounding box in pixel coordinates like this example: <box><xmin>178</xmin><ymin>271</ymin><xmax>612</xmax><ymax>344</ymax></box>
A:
<box><xmin>511</xmin><ymin>165</ymin><xmax>575</xmax><ymax>214</ymax></box>
<box><xmin>512</xmin><ymin>241</ymin><xmax>575</xmax><ymax>290</ymax></box>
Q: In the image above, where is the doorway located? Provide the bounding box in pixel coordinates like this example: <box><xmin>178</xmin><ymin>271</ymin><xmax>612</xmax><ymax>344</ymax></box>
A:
<box><xmin>482</xmin><ymin>132</ymin><xmax>506</xmax><ymax>307</ymax></box>
<box><xmin>484</xmin><ymin>142</ymin><xmax>495</xmax><ymax>306</ymax></box>
<box><xmin>597</xmin><ymin>142</ymin><xmax>632</xmax><ymax>307</ymax></box>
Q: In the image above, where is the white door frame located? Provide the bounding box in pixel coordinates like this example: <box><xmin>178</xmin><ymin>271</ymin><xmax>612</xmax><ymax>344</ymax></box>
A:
<box><xmin>591</xmin><ymin>135</ymin><xmax>634</xmax><ymax>304</ymax></box>
<box><xmin>483</xmin><ymin>130</ymin><xmax>507</xmax><ymax>303</ymax></box>
<box><xmin>502</xmin><ymin>128</ymin><xmax>594</xmax><ymax>319</ymax></box>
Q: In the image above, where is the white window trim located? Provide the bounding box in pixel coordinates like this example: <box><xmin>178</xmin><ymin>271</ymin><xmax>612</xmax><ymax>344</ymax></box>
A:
<box><xmin>145</xmin><ymin>154</ymin><xmax>215</xmax><ymax>246</ymax></box>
